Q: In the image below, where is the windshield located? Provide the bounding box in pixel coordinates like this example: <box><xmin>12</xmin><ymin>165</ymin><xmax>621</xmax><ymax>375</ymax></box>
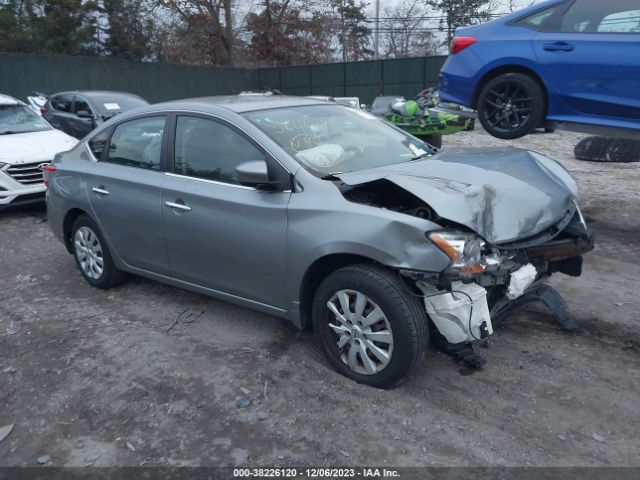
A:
<box><xmin>91</xmin><ymin>96</ymin><xmax>148</xmax><ymax>115</ymax></box>
<box><xmin>243</xmin><ymin>105</ymin><xmax>434</xmax><ymax>176</ymax></box>
<box><xmin>0</xmin><ymin>104</ymin><xmax>51</xmax><ymax>135</ymax></box>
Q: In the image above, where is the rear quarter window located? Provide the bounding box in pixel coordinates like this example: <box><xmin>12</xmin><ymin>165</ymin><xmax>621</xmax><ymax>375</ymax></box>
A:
<box><xmin>511</xmin><ymin>2</ymin><xmax>567</xmax><ymax>31</ymax></box>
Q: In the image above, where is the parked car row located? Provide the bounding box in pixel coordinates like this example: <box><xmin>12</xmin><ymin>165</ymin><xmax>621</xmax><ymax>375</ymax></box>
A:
<box><xmin>0</xmin><ymin>94</ymin><xmax>78</xmax><ymax>210</ymax></box>
<box><xmin>1</xmin><ymin>90</ymin><xmax>148</xmax><ymax>210</ymax></box>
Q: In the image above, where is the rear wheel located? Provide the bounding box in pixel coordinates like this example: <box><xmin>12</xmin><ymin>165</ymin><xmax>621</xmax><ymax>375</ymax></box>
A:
<box><xmin>312</xmin><ymin>264</ymin><xmax>428</xmax><ymax>389</ymax></box>
<box><xmin>71</xmin><ymin>214</ymin><xmax>126</xmax><ymax>289</ymax></box>
<box><xmin>477</xmin><ymin>73</ymin><xmax>544</xmax><ymax>140</ymax></box>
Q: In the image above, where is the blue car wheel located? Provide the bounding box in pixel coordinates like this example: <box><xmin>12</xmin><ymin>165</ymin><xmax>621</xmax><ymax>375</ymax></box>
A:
<box><xmin>477</xmin><ymin>72</ymin><xmax>545</xmax><ymax>140</ymax></box>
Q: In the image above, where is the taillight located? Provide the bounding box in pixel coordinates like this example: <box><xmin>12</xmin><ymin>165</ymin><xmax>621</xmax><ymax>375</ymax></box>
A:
<box><xmin>450</xmin><ymin>36</ymin><xmax>477</xmax><ymax>54</ymax></box>
<box><xmin>43</xmin><ymin>164</ymin><xmax>56</xmax><ymax>187</ymax></box>
<box><xmin>40</xmin><ymin>107</ymin><xmax>47</xmax><ymax>114</ymax></box>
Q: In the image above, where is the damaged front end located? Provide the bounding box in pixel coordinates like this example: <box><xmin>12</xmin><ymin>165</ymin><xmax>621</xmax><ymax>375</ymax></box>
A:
<box><xmin>337</xmin><ymin>148</ymin><xmax>594</xmax><ymax>350</ymax></box>
<box><xmin>400</xmin><ymin>207</ymin><xmax>593</xmax><ymax>345</ymax></box>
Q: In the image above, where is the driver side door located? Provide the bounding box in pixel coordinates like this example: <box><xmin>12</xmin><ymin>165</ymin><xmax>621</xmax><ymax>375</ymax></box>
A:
<box><xmin>162</xmin><ymin>114</ymin><xmax>291</xmax><ymax>308</ymax></box>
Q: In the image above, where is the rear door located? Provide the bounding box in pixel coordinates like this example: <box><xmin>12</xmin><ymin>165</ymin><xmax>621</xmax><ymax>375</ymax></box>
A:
<box><xmin>162</xmin><ymin>113</ymin><xmax>291</xmax><ymax>308</ymax></box>
<box><xmin>532</xmin><ymin>0</ymin><xmax>640</xmax><ymax>121</ymax></box>
<box><xmin>86</xmin><ymin>115</ymin><xmax>169</xmax><ymax>275</ymax></box>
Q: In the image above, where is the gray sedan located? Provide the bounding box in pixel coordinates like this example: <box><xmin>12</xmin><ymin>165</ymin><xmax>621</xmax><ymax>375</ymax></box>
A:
<box><xmin>45</xmin><ymin>96</ymin><xmax>593</xmax><ymax>388</ymax></box>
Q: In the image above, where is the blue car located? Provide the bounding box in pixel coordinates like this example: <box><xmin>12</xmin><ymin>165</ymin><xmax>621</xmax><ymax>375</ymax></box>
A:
<box><xmin>439</xmin><ymin>0</ymin><xmax>640</xmax><ymax>139</ymax></box>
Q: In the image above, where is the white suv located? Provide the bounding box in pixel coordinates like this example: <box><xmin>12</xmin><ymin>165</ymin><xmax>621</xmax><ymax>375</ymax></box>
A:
<box><xmin>0</xmin><ymin>94</ymin><xmax>77</xmax><ymax>210</ymax></box>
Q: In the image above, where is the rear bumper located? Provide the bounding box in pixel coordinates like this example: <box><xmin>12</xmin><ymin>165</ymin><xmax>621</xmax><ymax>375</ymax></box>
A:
<box><xmin>438</xmin><ymin>53</ymin><xmax>484</xmax><ymax>109</ymax></box>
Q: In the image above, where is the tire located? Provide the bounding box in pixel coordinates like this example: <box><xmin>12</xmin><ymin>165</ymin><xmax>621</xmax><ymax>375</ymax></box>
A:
<box><xmin>311</xmin><ymin>264</ymin><xmax>428</xmax><ymax>389</ymax></box>
<box><xmin>416</xmin><ymin>134</ymin><xmax>442</xmax><ymax>149</ymax></box>
<box><xmin>574</xmin><ymin>136</ymin><xmax>640</xmax><ymax>163</ymax></box>
<box><xmin>477</xmin><ymin>72</ymin><xmax>545</xmax><ymax>140</ymax></box>
<box><xmin>70</xmin><ymin>214</ymin><xmax>126</xmax><ymax>289</ymax></box>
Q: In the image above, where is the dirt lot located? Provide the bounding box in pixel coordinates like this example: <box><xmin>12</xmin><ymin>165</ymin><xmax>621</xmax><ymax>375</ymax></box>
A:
<box><xmin>1</xmin><ymin>128</ymin><xmax>639</xmax><ymax>467</ymax></box>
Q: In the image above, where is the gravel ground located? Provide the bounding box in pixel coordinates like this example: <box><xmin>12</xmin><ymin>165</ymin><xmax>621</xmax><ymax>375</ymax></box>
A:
<box><xmin>1</xmin><ymin>128</ymin><xmax>639</xmax><ymax>467</ymax></box>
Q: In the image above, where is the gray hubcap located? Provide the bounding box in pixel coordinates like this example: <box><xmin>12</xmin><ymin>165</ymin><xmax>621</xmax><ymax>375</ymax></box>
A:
<box><xmin>74</xmin><ymin>226</ymin><xmax>104</xmax><ymax>280</ymax></box>
<box><xmin>326</xmin><ymin>289</ymin><xmax>394</xmax><ymax>375</ymax></box>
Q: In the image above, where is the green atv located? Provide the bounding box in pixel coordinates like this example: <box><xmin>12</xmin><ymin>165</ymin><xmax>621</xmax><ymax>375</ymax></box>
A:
<box><xmin>370</xmin><ymin>89</ymin><xmax>472</xmax><ymax>148</ymax></box>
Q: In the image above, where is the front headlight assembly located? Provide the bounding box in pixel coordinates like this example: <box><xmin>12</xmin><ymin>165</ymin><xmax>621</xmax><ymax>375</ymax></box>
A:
<box><xmin>428</xmin><ymin>231</ymin><xmax>489</xmax><ymax>276</ymax></box>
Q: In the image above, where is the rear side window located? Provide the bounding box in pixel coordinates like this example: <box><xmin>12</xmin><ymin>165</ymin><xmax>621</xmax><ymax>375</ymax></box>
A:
<box><xmin>51</xmin><ymin>95</ymin><xmax>73</xmax><ymax>113</ymax></box>
<box><xmin>561</xmin><ymin>0</ymin><xmax>640</xmax><ymax>33</ymax></box>
<box><xmin>174</xmin><ymin>116</ymin><xmax>264</xmax><ymax>185</ymax></box>
<box><xmin>105</xmin><ymin>116</ymin><xmax>165</xmax><ymax>170</ymax></box>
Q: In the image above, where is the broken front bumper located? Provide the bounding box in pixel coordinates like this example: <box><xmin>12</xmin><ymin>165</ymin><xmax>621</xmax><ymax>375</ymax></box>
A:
<box><xmin>404</xmin><ymin>227</ymin><xmax>594</xmax><ymax>345</ymax></box>
<box><xmin>417</xmin><ymin>280</ymin><xmax>493</xmax><ymax>344</ymax></box>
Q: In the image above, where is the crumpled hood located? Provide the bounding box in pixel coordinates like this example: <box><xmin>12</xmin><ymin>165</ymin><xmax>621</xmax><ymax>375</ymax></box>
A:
<box><xmin>337</xmin><ymin>147</ymin><xmax>578</xmax><ymax>245</ymax></box>
<box><xmin>0</xmin><ymin>129</ymin><xmax>78</xmax><ymax>164</ymax></box>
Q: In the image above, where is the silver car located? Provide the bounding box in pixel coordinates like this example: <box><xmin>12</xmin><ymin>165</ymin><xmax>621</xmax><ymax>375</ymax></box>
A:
<box><xmin>46</xmin><ymin>96</ymin><xmax>593</xmax><ymax>388</ymax></box>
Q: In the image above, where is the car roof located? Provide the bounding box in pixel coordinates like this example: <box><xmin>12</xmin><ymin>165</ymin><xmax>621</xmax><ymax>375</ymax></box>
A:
<box><xmin>0</xmin><ymin>94</ymin><xmax>21</xmax><ymax>106</ymax></box>
<box><xmin>54</xmin><ymin>90</ymin><xmax>146</xmax><ymax>100</ymax></box>
<box><xmin>149</xmin><ymin>95</ymin><xmax>330</xmax><ymax>114</ymax></box>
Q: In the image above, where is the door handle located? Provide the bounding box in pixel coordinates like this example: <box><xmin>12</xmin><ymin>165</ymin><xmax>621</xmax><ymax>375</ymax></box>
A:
<box><xmin>165</xmin><ymin>201</ymin><xmax>191</xmax><ymax>212</ymax></box>
<box><xmin>543</xmin><ymin>42</ymin><xmax>574</xmax><ymax>52</ymax></box>
<box><xmin>92</xmin><ymin>187</ymin><xmax>110</xmax><ymax>195</ymax></box>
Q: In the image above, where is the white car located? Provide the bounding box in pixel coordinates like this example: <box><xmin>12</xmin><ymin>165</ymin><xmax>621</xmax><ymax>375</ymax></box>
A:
<box><xmin>0</xmin><ymin>94</ymin><xmax>77</xmax><ymax>210</ymax></box>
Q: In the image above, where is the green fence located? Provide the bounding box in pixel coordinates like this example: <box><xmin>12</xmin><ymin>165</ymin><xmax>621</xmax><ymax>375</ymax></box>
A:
<box><xmin>258</xmin><ymin>56</ymin><xmax>448</xmax><ymax>105</ymax></box>
<box><xmin>0</xmin><ymin>53</ymin><xmax>447</xmax><ymax>106</ymax></box>
<box><xmin>0</xmin><ymin>53</ymin><xmax>259</xmax><ymax>103</ymax></box>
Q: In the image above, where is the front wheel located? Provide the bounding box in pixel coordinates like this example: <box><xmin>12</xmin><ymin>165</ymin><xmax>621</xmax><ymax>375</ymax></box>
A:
<box><xmin>477</xmin><ymin>72</ymin><xmax>545</xmax><ymax>140</ymax></box>
<box><xmin>312</xmin><ymin>264</ymin><xmax>428</xmax><ymax>389</ymax></box>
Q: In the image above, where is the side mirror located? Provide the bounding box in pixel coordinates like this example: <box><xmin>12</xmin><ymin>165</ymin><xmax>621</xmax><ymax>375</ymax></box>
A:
<box><xmin>77</xmin><ymin>110</ymin><xmax>93</xmax><ymax>119</ymax></box>
<box><xmin>235</xmin><ymin>160</ymin><xmax>269</xmax><ymax>187</ymax></box>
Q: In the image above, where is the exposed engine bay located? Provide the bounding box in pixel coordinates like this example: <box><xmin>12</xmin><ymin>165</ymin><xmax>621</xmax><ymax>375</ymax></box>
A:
<box><xmin>338</xmin><ymin>173</ymin><xmax>594</xmax><ymax>351</ymax></box>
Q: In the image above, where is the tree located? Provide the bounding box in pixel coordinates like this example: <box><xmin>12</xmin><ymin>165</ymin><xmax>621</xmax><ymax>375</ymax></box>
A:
<box><xmin>380</xmin><ymin>0</ymin><xmax>438</xmax><ymax>58</ymax></box>
<box><xmin>32</xmin><ymin>0</ymin><xmax>100</xmax><ymax>55</ymax></box>
<box><xmin>158</xmin><ymin>0</ymin><xmax>235</xmax><ymax>65</ymax></box>
<box><xmin>101</xmin><ymin>0</ymin><xmax>160</xmax><ymax>61</ymax></box>
<box><xmin>330</xmin><ymin>0</ymin><xmax>372</xmax><ymax>62</ymax></box>
<box><xmin>426</xmin><ymin>0</ymin><xmax>491</xmax><ymax>47</ymax></box>
<box><xmin>0</xmin><ymin>1</ymin><xmax>28</xmax><ymax>52</ymax></box>
<box><xmin>0</xmin><ymin>0</ymin><xmax>100</xmax><ymax>55</ymax></box>
<box><xmin>246</xmin><ymin>0</ymin><xmax>334</xmax><ymax>66</ymax></box>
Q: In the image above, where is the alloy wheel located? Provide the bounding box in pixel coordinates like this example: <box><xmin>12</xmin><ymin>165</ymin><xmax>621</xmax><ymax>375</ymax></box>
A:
<box><xmin>325</xmin><ymin>289</ymin><xmax>394</xmax><ymax>375</ymax></box>
<box><xmin>74</xmin><ymin>226</ymin><xmax>104</xmax><ymax>280</ymax></box>
<box><xmin>483</xmin><ymin>80</ymin><xmax>532</xmax><ymax>134</ymax></box>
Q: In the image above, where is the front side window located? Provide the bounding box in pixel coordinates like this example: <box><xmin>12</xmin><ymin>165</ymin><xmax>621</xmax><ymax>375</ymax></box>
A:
<box><xmin>598</xmin><ymin>9</ymin><xmax>640</xmax><ymax>32</ymax></box>
<box><xmin>105</xmin><ymin>116</ymin><xmax>165</xmax><ymax>170</ymax></box>
<box><xmin>561</xmin><ymin>0</ymin><xmax>640</xmax><ymax>33</ymax></box>
<box><xmin>51</xmin><ymin>95</ymin><xmax>73</xmax><ymax>112</ymax></box>
<box><xmin>244</xmin><ymin>105</ymin><xmax>434</xmax><ymax>176</ymax></box>
<box><xmin>0</xmin><ymin>104</ymin><xmax>51</xmax><ymax>135</ymax></box>
<box><xmin>174</xmin><ymin>116</ymin><xmax>265</xmax><ymax>185</ymax></box>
